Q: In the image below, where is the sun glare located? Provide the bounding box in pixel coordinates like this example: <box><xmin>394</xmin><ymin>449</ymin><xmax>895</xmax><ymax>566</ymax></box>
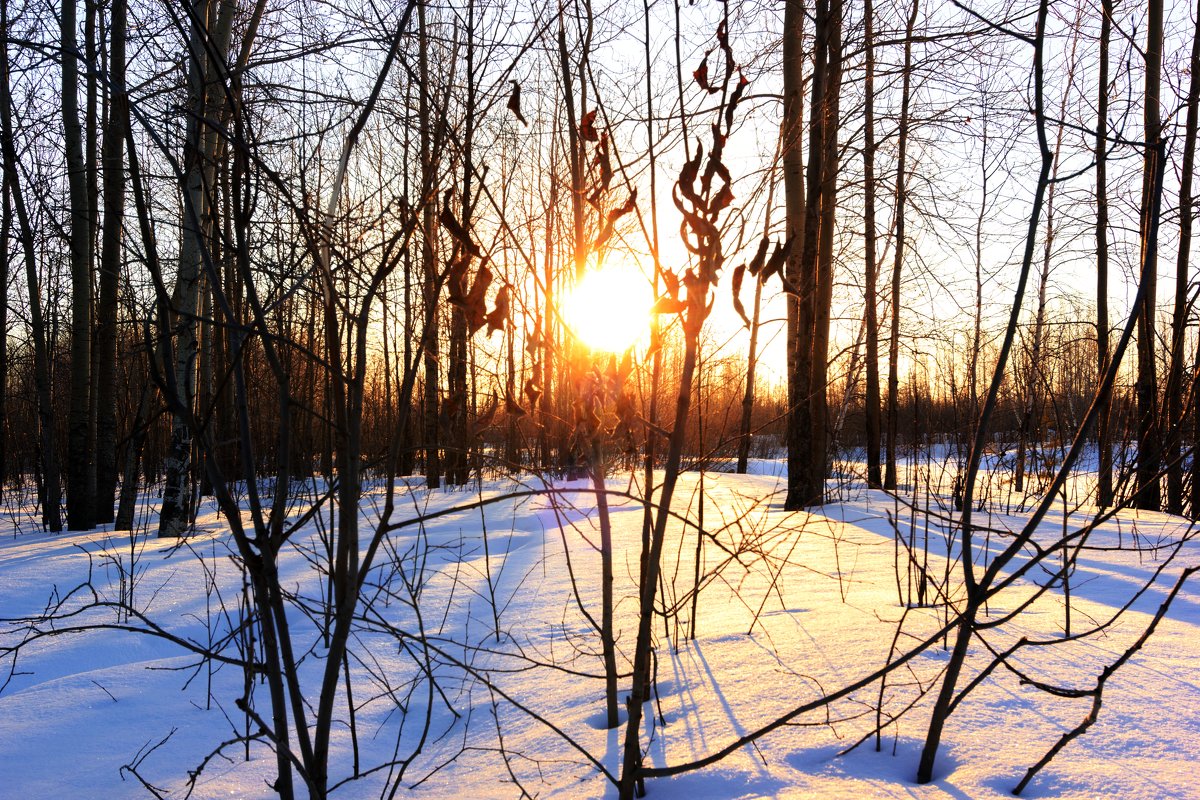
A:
<box><xmin>562</xmin><ymin>263</ymin><xmax>653</xmax><ymax>353</ymax></box>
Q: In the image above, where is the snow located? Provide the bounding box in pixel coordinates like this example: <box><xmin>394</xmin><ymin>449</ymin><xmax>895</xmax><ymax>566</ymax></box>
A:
<box><xmin>1</xmin><ymin>467</ymin><xmax>1197</xmax><ymax>799</ymax></box>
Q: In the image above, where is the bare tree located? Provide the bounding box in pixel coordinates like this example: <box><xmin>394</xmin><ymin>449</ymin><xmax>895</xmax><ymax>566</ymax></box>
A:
<box><xmin>1134</xmin><ymin>0</ymin><xmax>1163</xmax><ymax>511</ymax></box>
<box><xmin>0</xmin><ymin>173</ymin><xmax>6</xmax><ymax>497</ymax></box>
<box><xmin>158</xmin><ymin>0</ymin><xmax>239</xmax><ymax>537</ymax></box>
<box><xmin>1016</xmin><ymin>14</ymin><xmax>1081</xmax><ymax>495</ymax></box>
<box><xmin>1095</xmin><ymin>0</ymin><xmax>1115</xmax><ymax>509</ymax></box>
<box><xmin>94</xmin><ymin>0</ymin><xmax>128</xmax><ymax>525</ymax></box>
<box><xmin>917</xmin><ymin>0</ymin><xmax>1053</xmax><ymax>779</ymax></box>
<box><xmin>884</xmin><ymin>0</ymin><xmax>918</xmax><ymax>492</ymax></box>
<box><xmin>862</xmin><ymin>0</ymin><xmax>882</xmax><ymax>488</ymax></box>
<box><xmin>785</xmin><ymin>0</ymin><xmax>842</xmax><ymax>510</ymax></box>
<box><xmin>63</xmin><ymin>0</ymin><xmax>93</xmax><ymax>530</ymax></box>
<box><xmin>1165</xmin><ymin>0</ymin><xmax>1200</xmax><ymax>515</ymax></box>
<box><xmin>419</xmin><ymin>0</ymin><xmax>442</xmax><ymax>490</ymax></box>
<box><xmin>620</xmin><ymin>22</ymin><xmax>752</xmax><ymax>793</ymax></box>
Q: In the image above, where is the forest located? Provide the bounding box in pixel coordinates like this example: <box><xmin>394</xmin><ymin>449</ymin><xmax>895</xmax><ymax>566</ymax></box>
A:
<box><xmin>1</xmin><ymin>0</ymin><xmax>1199</xmax><ymax>797</ymax></box>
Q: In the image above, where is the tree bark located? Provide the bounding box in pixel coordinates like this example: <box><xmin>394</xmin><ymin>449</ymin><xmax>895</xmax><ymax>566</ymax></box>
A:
<box><xmin>446</xmin><ymin>1</ymin><xmax>476</xmax><ymax>487</ymax></box>
<box><xmin>1095</xmin><ymin>0</ymin><xmax>1114</xmax><ymax>509</ymax></box>
<box><xmin>0</xmin><ymin>159</ymin><xmax>8</xmax><ymax>495</ymax></box>
<box><xmin>64</xmin><ymin>0</ymin><xmax>95</xmax><ymax>530</ymax></box>
<box><xmin>808</xmin><ymin>0</ymin><xmax>841</xmax><ymax>502</ymax></box>
<box><xmin>1166</xmin><ymin>0</ymin><xmax>1200</xmax><ymax>515</ymax></box>
<box><xmin>158</xmin><ymin>0</ymin><xmax>237</xmax><ymax>537</ymax></box>
<box><xmin>114</xmin><ymin>385</ymin><xmax>150</xmax><ymax>531</ymax></box>
<box><xmin>1134</xmin><ymin>0</ymin><xmax>1163</xmax><ymax>511</ymax></box>
<box><xmin>862</xmin><ymin>0</ymin><xmax>882</xmax><ymax>488</ymax></box>
<box><xmin>418</xmin><ymin>0</ymin><xmax>441</xmax><ymax>490</ymax></box>
<box><xmin>84</xmin><ymin>0</ymin><xmax>99</xmax><ymax>515</ymax></box>
<box><xmin>95</xmin><ymin>0</ymin><xmax>128</xmax><ymax>525</ymax></box>
<box><xmin>783</xmin><ymin>0</ymin><xmax>815</xmax><ymax>510</ymax></box>
<box><xmin>557</xmin><ymin>11</ymin><xmax>587</xmax><ymax>283</ymax></box>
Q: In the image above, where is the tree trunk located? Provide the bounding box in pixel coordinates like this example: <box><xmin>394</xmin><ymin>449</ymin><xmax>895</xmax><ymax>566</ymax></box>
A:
<box><xmin>540</xmin><ymin>171</ymin><xmax>556</xmax><ymax>468</ymax></box>
<box><xmin>884</xmin><ymin>0</ymin><xmax>918</xmax><ymax>492</ymax></box>
<box><xmin>808</xmin><ymin>0</ymin><xmax>842</xmax><ymax>503</ymax></box>
<box><xmin>590</xmin><ymin>441</ymin><xmax>619</xmax><ymax>728</ymax></box>
<box><xmin>114</xmin><ymin>385</ymin><xmax>151</xmax><ymax>531</ymax></box>
<box><xmin>919</xmin><ymin>0</ymin><xmax>1053</xmax><ymax>778</ymax></box>
<box><xmin>446</xmin><ymin>2</ymin><xmax>476</xmax><ymax>487</ymax></box>
<box><xmin>737</xmin><ymin>140</ymin><xmax>782</xmax><ymax>475</ymax></box>
<box><xmin>737</xmin><ymin>275</ymin><xmax>764</xmax><ymax>474</ymax></box>
<box><xmin>619</xmin><ymin>314</ymin><xmax>702</xmax><ymax>800</ymax></box>
<box><xmin>1017</xmin><ymin>36</ymin><xmax>1077</xmax><ymax>495</ymax></box>
<box><xmin>95</xmin><ymin>0</ymin><xmax>127</xmax><ymax>524</ymax></box>
<box><xmin>0</xmin><ymin>166</ymin><xmax>8</xmax><ymax>495</ymax></box>
<box><xmin>1095</xmin><ymin>0</ymin><xmax>1114</xmax><ymax>509</ymax></box>
<box><xmin>557</xmin><ymin>8</ymin><xmax>590</xmax><ymax>474</ymax></box>
<box><xmin>1166</xmin><ymin>0</ymin><xmax>1200</xmax><ymax>515</ymax></box>
<box><xmin>399</xmin><ymin>81</ymin><xmax>416</xmax><ymax>477</ymax></box>
<box><xmin>84</xmin><ymin>0</ymin><xmax>99</xmax><ymax>515</ymax></box>
<box><xmin>418</xmin><ymin>0</ymin><xmax>441</xmax><ymax>490</ymax></box>
<box><xmin>783</xmin><ymin>0</ymin><xmax>813</xmax><ymax>510</ymax></box>
<box><xmin>64</xmin><ymin>0</ymin><xmax>95</xmax><ymax>530</ymax></box>
<box><xmin>557</xmin><ymin>12</ymin><xmax>587</xmax><ymax>283</ymax></box>
<box><xmin>1134</xmin><ymin>0</ymin><xmax>1163</xmax><ymax>511</ymax></box>
<box><xmin>159</xmin><ymin>0</ymin><xmax>237</xmax><ymax>537</ymax></box>
<box><xmin>862</xmin><ymin>0</ymin><xmax>882</xmax><ymax>488</ymax></box>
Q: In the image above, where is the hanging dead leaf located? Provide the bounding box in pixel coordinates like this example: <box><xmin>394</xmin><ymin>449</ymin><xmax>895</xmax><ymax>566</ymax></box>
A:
<box><xmin>594</xmin><ymin>133</ymin><xmax>612</xmax><ymax>192</ymax></box>
<box><xmin>507</xmin><ymin>80</ymin><xmax>528</xmax><ymax>125</ymax></box>
<box><xmin>747</xmin><ymin>236</ymin><xmax>770</xmax><ymax>276</ymax></box>
<box><xmin>610</xmin><ymin>189</ymin><xmax>637</xmax><ymax>220</ymax></box>
<box><xmin>709</xmin><ymin>184</ymin><xmax>734</xmax><ymax>214</ymax></box>
<box><xmin>570</xmin><ymin>396</ymin><xmax>602</xmax><ymax>441</ymax></box>
<box><xmin>760</xmin><ymin>237</ymin><xmax>793</xmax><ymax>283</ymax></box>
<box><xmin>716</xmin><ymin>19</ymin><xmax>734</xmax><ymax>83</ymax></box>
<box><xmin>524</xmin><ymin>377</ymin><xmax>542</xmax><ymax>407</ymax></box>
<box><xmin>725</xmin><ymin>72</ymin><xmax>749</xmax><ymax>131</ymax></box>
<box><xmin>463</xmin><ymin>263</ymin><xmax>493</xmax><ymax>335</ymax></box>
<box><xmin>677</xmin><ymin>143</ymin><xmax>703</xmax><ymax>206</ymax></box>
<box><xmin>446</xmin><ymin>252</ymin><xmax>472</xmax><ymax>305</ymax></box>
<box><xmin>661</xmin><ymin>268</ymin><xmax>680</xmax><ymax>299</ymax></box>
<box><xmin>579</xmin><ymin>108</ymin><xmax>599</xmax><ymax>142</ymax></box>
<box><xmin>593</xmin><ymin>190</ymin><xmax>637</xmax><ymax>248</ymax></box>
<box><xmin>504</xmin><ymin>389</ymin><xmax>527</xmax><ymax>417</ymax></box>
<box><xmin>731</xmin><ymin>263</ymin><xmax>750</xmax><ymax>328</ymax></box>
<box><xmin>693</xmin><ymin>53</ymin><xmax>715</xmax><ymax>93</ymax></box>
<box><xmin>651</xmin><ymin>296</ymin><xmax>687</xmax><ymax>315</ymax></box>
<box><xmin>525</xmin><ymin>326</ymin><xmax>543</xmax><ymax>354</ymax></box>
<box><xmin>440</xmin><ymin>190</ymin><xmax>481</xmax><ymax>258</ymax></box>
<box><xmin>485</xmin><ymin>284</ymin><xmax>510</xmax><ymax>335</ymax></box>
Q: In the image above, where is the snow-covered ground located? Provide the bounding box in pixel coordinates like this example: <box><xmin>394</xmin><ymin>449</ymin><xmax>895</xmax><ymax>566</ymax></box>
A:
<box><xmin>1</xmin><ymin>466</ymin><xmax>1197</xmax><ymax>799</ymax></box>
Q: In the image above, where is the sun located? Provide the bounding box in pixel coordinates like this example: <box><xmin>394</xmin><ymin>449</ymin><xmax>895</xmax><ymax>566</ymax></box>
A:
<box><xmin>562</xmin><ymin>262</ymin><xmax>653</xmax><ymax>353</ymax></box>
